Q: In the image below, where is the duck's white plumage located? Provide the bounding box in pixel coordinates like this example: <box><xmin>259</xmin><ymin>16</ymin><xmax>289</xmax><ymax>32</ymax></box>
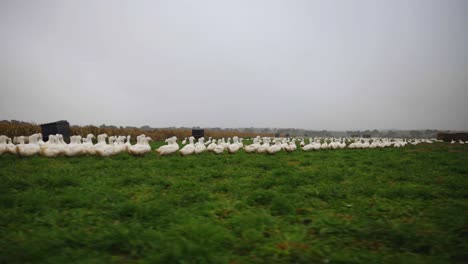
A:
<box><xmin>157</xmin><ymin>136</ymin><xmax>180</xmax><ymax>156</ymax></box>
<box><xmin>213</xmin><ymin>139</ymin><xmax>225</xmax><ymax>154</ymax></box>
<box><xmin>244</xmin><ymin>137</ymin><xmax>261</xmax><ymax>153</ymax></box>
<box><xmin>180</xmin><ymin>136</ymin><xmax>195</xmax><ymax>156</ymax></box>
<box><xmin>195</xmin><ymin>137</ymin><xmax>207</xmax><ymax>154</ymax></box>
<box><xmin>17</xmin><ymin>133</ymin><xmax>41</xmax><ymax>157</ymax></box>
<box><xmin>267</xmin><ymin>139</ymin><xmax>282</xmax><ymax>154</ymax></box>
<box><xmin>228</xmin><ymin>136</ymin><xmax>241</xmax><ymax>154</ymax></box>
<box><xmin>128</xmin><ymin>136</ymin><xmax>152</xmax><ymax>156</ymax></box>
<box><xmin>257</xmin><ymin>138</ymin><xmax>270</xmax><ymax>154</ymax></box>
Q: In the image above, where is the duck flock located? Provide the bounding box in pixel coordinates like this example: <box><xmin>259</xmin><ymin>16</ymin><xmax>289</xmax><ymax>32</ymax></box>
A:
<box><xmin>0</xmin><ymin>133</ymin><xmax>460</xmax><ymax>158</ymax></box>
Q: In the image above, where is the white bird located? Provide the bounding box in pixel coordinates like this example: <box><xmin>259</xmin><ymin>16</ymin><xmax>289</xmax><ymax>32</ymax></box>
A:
<box><xmin>64</xmin><ymin>135</ymin><xmax>86</xmax><ymax>157</ymax></box>
<box><xmin>328</xmin><ymin>139</ymin><xmax>338</xmax><ymax>150</ymax></box>
<box><xmin>40</xmin><ymin>135</ymin><xmax>64</xmax><ymax>157</ymax></box>
<box><xmin>320</xmin><ymin>140</ymin><xmax>329</xmax><ymax>150</ymax></box>
<box><xmin>284</xmin><ymin>140</ymin><xmax>297</xmax><ymax>152</ymax></box>
<box><xmin>82</xmin><ymin>134</ymin><xmax>96</xmax><ymax>155</ymax></box>
<box><xmin>123</xmin><ymin>135</ymin><xmax>132</xmax><ymax>150</ymax></box>
<box><xmin>112</xmin><ymin>136</ymin><xmax>127</xmax><ymax>154</ymax></box>
<box><xmin>128</xmin><ymin>136</ymin><xmax>152</xmax><ymax>156</ymax></box>
<box><xmin>361</xmin><ymin>140</ymin><xmax>370</xmax><ymax>149</ymax></box>
<box><xmin>244</xmin><ymin>136</ymin><xmax>261</xmax><ymax>153</ymax></box>
<box><xmin>280</xmin><ymin>139</ymin><xmax>289</xmax><ymax>150</ymax></box>
<box><xmin>17</xmin><ymin>133</ymin><xmax>41</xmax><ymax>157</ymax></box>
<box><xmin>157</xmin><ymin>136</ymin><xmax>180</xmax><ymax>156</ymax></box>
<box><xmin>267</xmin><ymin>139</ymin><xmax>282</xmax><ymax>154</ymax></box>
<box><xmin>179</xmin><ymin>136</ymin><xmax>195</xmax><ymax>156</ymax></box>
<box><xmin>37</xmin><ymin>133</ymin><xmax>45</xmax><ymax>147</ymax></box>
<box><xmin>96</xmin><ymin>134</ymin><xmax>116</xmax><ymax>157</ymax></box>
<box><xmin>195</xmin><ymin>137</ymin><xmax>207</xmax><ymax>154</ymax></box>
<box><xmin>238</xmin><ymin>138</ymin><xmax>244</xmax><ymax>148</ymax></box>
<box><xmin>302</xmin><ymin>139</ymin><xmax>314</xmax><ymax>152</ymax></box>
<box><xmin>204</xmin><ymin>137</ymin><xmax>212</xmax><ymax>146</ymax></box>
<box><xmin>6</xmin><ymin>138</ymin><xmax>17</xmax><ymax>155</ymax></box>
<box><xmin>228</xmin><ymin>136</ymin><xmax>241</xmax><ymax>154</ymax></box>
<box><xmin>257</xmin><ymin>138</ymin><xmax>270</xmax><ymax>153</ymax></box>
<box><xmin>0</xmin><ymin>135</ymin><xmax>8</xmax><ymax>155</ymax></box>
<box><xmin>213</xmin><ymin>139</ymin><xmax>225</xmax><ymax>154</ymax></box>
<box><xmin>207</xmin><ymin>139</ymin><xmax>218</xmax><ymax>152</ymax></box>
<box><xmin>223</xmin><ymin>138</ymin><xmax>231</xmax><ymax>150</ymax></box>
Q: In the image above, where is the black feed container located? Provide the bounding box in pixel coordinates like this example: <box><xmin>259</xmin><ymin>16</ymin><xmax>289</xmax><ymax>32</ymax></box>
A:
<box><xmin>40</xmin><ymin>120</ymin><xmax>71</xmax><ymax>143</ymax></box>
<box><xmin>192</xmin><ymin>129</ymin><xmax>204</xmax><ymax>140</ymax></box>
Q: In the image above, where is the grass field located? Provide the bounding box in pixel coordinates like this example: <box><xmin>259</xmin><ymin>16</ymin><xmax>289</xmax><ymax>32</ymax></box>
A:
<box><xmin>1</xmin><ymin>142</ymin><xmax>467</xmax><ymax>263</ymax></box>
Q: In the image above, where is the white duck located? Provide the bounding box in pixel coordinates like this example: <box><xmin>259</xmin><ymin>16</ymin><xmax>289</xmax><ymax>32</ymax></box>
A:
<box><xmin>328</xmin><ymin>139</ymin><xmax>338</xmax><ymax>150</ymax></box>
<box><xmin>157</xmin><ymin>136</ymin><xmax>180</xmax><ymax>156</ymax></box>
<box><xmin>40</xmin><ymin>135</ymin><xmax>63</xmax><ymax>157</ymax></box>
<box><xmin>280</xmin><ymin>139</ymin><xmax>289</xmax><ymax>150</ymax></box>
<box><xmin>123</xmin><ymin>135</ymin><xmax>131</xmax><ymax>150</ymax></box>
<box><xmin>228</xmin><ymin>136</ymin><xmax>241</xmax><ymax>154</ymax></box>
<box><xmin>6</xmin><ymin>138</ymin><xmax>17</xmax><ymax>155</ymax></box>
<box><xmin>82</xmin><ymin>134</ymin><xmax>96</xmax><ymax>155</ymax></box>
<box><xmin>238</xmin><ymin>138</ymin><xmax>244</xmax><ymax>148</ymax></box>
<box><xmin>0</xmin><ymin>135</ymin><xmax>8</xmax><ymax>155</ymax></box>
<box><xmin>267</xmin><ymin>139</ymin><xmax>282</xmax><ymax>154</ymax></box>
<box><xmin>194</xmin><ymin>137</ymin><xmax>207</xmax><ymax>154</ymax></box>
<box><xmin>204</xmin><ymin>137</ymin><xmax>212</xmax><ymax>146</ymax></box>
<box><xmin>36</xmin><ymin>133</ymin><xmax>45</xmax><ymax>147</ymax></box>
<box><xmin>320</xmin><ymin>140</ymin><xmax>329</xmax><ymax>150</ymax></box>
<box><xmin>179</xmin><ymin>136</ymin><xmax>195</xmax><ymax>156</ymax></box>
<box><xmin>113</xmin><ymin>136</ymin><xmax>127</xmax><ymax>154</ymax></box>
<box><xmin>213</xmin><ymin>139</ymin><xmax>225</xmax><ymax>154</ymax></box>
<box><xmin>244</xmin><ymin>136</ymin><xmax>261</xmax><ymax>153</ymax></box>
<box><xmin>64</xmin><ymin>135</ymin><xmax>85</xmax><ymax>157</ymax></box>
<box><xmin>17</xmin><ymin>133</ymin><xmax>41</xmax><ymax>157</ymax></box>
<box><xmin>302</xmin><ymin>139</ymin><xmax>315</xmax><ymax>152</ymax></box>
<box><xmin>361</xmin><ymin>140</ymin><xmax>370</xmax><ymax>149</ymax></box>
<box><xmin>207</xmin><ymin>139</ymin><xmax>218</xmax><ymax>152</ymax></box>
<box><xmin>128</xmin><ymin>136</ymin><xmax>152</xmax><ymax>156</ymax></box>
<box><xmin>223</xmin><ymin>138</ymin><xmax>231</xmax><ymax>150</ymax></box>
<box><xmin>257</xmin><ymin>138</ymin><xmax>270</xmax><ymax>153</ymax></box>
<box><xmin>284</xmin><ymin>140</ymin><xmax>297</xmax><ymax>152</ymax></box>
<box><xmin>96</xmin><ymin>134</ymin><xmax>115</xmax><ymax>157</ymax></box>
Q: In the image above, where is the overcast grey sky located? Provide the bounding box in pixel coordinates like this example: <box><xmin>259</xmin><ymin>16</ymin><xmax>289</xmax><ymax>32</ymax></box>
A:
<box><xmin>1</xmin><ymin>0</ymin><xmax>467</xmax><ymax>130</ymax></box>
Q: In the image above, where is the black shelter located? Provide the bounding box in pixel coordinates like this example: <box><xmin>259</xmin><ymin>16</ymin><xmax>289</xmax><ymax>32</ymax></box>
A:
<box><xmin>40</xmin><ymin>120</ymin><xmax>71</xmax><ymax>143</ymax></box>
<box><xmin>192</xmin><ymin>129</ymin><xmax>205</xmax><ymax>139</ymax></box>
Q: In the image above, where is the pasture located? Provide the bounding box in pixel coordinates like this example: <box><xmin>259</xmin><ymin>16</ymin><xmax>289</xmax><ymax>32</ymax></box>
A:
<box><xmin>1</xmin><ymin>142</ymin><xmax>467</xmax><ymax>263</ymax></box>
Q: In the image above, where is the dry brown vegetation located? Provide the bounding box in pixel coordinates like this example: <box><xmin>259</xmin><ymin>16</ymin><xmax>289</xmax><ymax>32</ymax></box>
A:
<box><xmin>0</xmin><ymin>121</ymin><xmax>41</xmax><ymax>137</ymax></box>
<box><xmin>0</xmin><ymin>121</ymin><xmax>271</xmax><ymax>140</ymax></box>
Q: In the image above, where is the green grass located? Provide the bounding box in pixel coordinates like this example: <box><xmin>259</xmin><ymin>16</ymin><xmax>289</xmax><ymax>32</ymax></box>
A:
<box><xmin>1</xmin><ymin>142</ymin><xmax>467</xmax><ymax>263</ymax></box>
